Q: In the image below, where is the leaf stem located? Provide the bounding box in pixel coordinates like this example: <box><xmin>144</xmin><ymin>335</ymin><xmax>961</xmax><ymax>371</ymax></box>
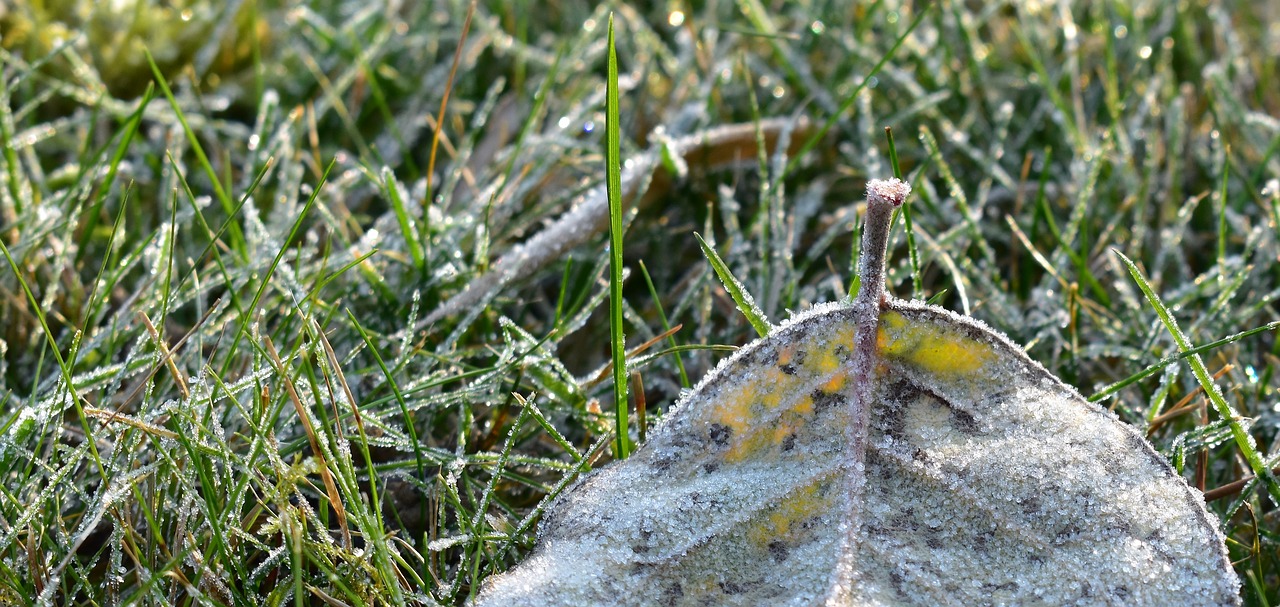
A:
<box><xmin>855</xmin><ymin>181</ymin><xmax>909</xmax><ymax>311</ymax></box>
<box><xmin>835</xmin><ymin>178</ymin><xmax>911</xmax><ymax>600</ymax></box>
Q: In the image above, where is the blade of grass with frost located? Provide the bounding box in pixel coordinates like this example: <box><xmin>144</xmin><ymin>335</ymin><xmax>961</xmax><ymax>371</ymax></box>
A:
<box><xmin>470</xmin><ymin>399</ymin><xmax>532</xmax><ymax>598</ymax></box>
<box><xmin>159</xmin><ymin>189</ymin><xmax>180</xmax><ymax>347</ymax></box>
<box><xmin>224</xmin><ymin>158</ymin><xmax>333</xmax><ymax>370</ymax></box>
<box><xmin>918</xmin><ymin>126</ymin><xmax>994</xmax><ymax>267</ymax></box>
<box><xmin>68</xmin><ymin>184</ymin><xmax>133</xmax><ymax>369</ymax></box>
<box><xmin>553</xmin><ymin>256</ymin><xmax>574</xmax><ymax>327</ymax></box>
<box><xmin>263</xmin><ymin>338</ymin><xmax>353</xmax><ymax>551</ymax></box>
<box><xmin>303</xmin><ymin>249</ymin><xmax>379</xmax><ymax>306</ymax></box>
<box><xmin>172</xmin><ymin>154</ymin><xmax>272</xmax><ymax>306</ymax></box>
<box><xmin>605</xmin><ymin>14</ymin><xmax>631</xmax><ymax>459</ymax></box>
<box><xmin>163</xmin><ymin>407</ymin><xmax>251</xmax><ymax>592</ymax></box>
<box><xmin>740</xmin><ymin>56</ymin><xmax>774</xmax><ymax>315</ymax></box>
<box><xmin>383</xmin><ymin>166</ymin><xmax>424</xmax><ymax>273</ymax></box>
<box><xmin>0</xmin><ymin>239</ymin><xmax>106</xmax><ymax>481</ymax></box>
<box><xmin>1062</xmin><ymin>145</ymin><xmax>1112</xmax><ymax>307</ymax></box>
<box><xmin>344</xmin><ymin>311</ymin><xmax>427</xmax><ymax>491</ymax></box>
<box><xmin>694</xmin><ymin>232</ymin><xmax>771</xmax><ymax>338</ymax></box>
<box><xmin>75</xmin><ymin>83</ymin><xmax>152</xmax><ymax>256</ymax></box>
<box><xmin>521</xmin><ymin>397</ymin><xmax>584</xmax><ymax>463</ymax></box>
<box><xmin>289</xmin><ymin>514</ymin><xmax>305</xmax><ymax>607</ymax></box>
<box><xmin>1116</xmin><ymin>250</ymin><xmax>1280</xmax><ymax>504</ymax></box>
<box><xmin>145</xmin><ymin>48</ymin><xmax>245</xmax><ymax>257</ymax></box>
<box><xmin>1088</xmin><ymin>321</ymin><xmax>1280</xmax><ymax>403</ymax></box>
<box><xmin>313</xmin><ymin>321</ymin><xmax>408</xmax><ymax>607</ymax></box>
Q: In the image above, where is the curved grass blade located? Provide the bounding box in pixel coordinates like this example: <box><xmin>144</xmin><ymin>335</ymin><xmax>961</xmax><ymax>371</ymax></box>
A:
<box><xmin>694</xmin><ymin>232</ymin><xmax>771</xmax><ymax>338</ymax></box>
<box><xmin>1115</xmin><ymin>250</ymin><xmax>1280</xmax><ymax>505</ymax></box>
<box><xmin>1089</xmin><ymin>321</ymin><xmax>1280</xmax><ymax>403</ymax></box>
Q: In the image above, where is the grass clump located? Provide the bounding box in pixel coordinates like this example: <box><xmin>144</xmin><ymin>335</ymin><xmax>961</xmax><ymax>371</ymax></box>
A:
<box><xmin>1</xmin><ymin>1</ymin><xmax>1278</xmax><ymax>604</ymax></box>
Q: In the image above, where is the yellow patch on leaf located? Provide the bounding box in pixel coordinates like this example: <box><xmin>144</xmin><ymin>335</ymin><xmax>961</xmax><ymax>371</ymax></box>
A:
<box><xmin>878</xmin><ymin>310</ymin><xmax>994</xmax><ymax>377</ymax></box>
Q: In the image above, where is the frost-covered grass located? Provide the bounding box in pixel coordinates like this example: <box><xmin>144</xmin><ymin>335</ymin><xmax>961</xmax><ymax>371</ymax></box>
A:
<box><xmin>1</xmin><ymin>1</ymin><xmax>1278</xmax><ymax>604</ymax></box>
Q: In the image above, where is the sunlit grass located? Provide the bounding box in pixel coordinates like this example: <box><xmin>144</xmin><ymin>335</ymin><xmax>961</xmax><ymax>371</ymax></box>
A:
<box><xmin>1</xmin><ymin>1</ymin><xmax>1277</xmax><ymax>604</ymax></box>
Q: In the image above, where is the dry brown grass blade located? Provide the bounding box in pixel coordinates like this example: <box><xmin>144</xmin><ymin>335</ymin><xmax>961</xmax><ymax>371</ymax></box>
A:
<box><xmin>631</xmin><ymin>371</ymin><xmax>646</xmax><ymax>443</ymax></box>
<box><xmin>1146</xmin><ymin>364</ymin><xmax>1234</xmax><ymax>434</ymax></box>
<box><xmin>113</xmin><ymin>299</ymin><xmax>221</xmax><ymax>413</ymax></box>
<box><xmin>139</xmin><ymin>311</ymin><xmax>190</xmax><ymax>399</ymax></box>
<box><xmin>425</xmin><ymin>0</ymin><xmax>477</xmax><ymax>203</ymax></box>
<box><xmin>1205</xmin><ymin>465</ymin><xmax>1280</xmax><ymax>502</ymax></box>
<box><xmin>585</xmin><ymin>323</ymin><xmax>683</xmax><ymax>388</ymax></box>
<box><xmin>83</xmin><ymin>407</ymin><xmax>178</xmax><ymax>439</ymax></box>
<box><xmin>313</xmin><ymin>318</ymin><xmax>365</xmax><ymax>435</ymax></box>
<box><xmin>264</xmin><ymin>336</ymin><xmax>352</xmax><ymax>550</ymax></box>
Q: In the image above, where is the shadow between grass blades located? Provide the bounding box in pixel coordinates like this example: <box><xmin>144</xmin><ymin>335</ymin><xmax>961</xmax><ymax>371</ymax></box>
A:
<box><xmin>474</xmin><ymin>179</ymin><xmax>1239</xmax><ymax>606</ymax></box>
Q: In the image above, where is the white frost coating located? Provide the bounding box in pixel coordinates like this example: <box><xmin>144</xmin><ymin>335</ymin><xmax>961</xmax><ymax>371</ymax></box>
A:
<box><xmin>428</xmin><ymin>534</ymin><xmax>473</xmax><ymax>552</ymax></box>
<box><xmin>866</xmin><ymin>178</ymin><xmax>912</xmax><ymax>208</ymax></box>
<box><xmin>472</xmin><ymin>173</ymin><xmax>1236</xmax><ymax>606</ymax></box>
<box><xmin>472</xmin><ymin>298</ymin><xmax>1239</xmax><ymax>606</ymax></box>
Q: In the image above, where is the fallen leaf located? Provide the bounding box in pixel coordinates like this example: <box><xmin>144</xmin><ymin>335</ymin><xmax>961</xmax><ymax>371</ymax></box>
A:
<box><xmin>474</xmin><ymin>179</ymin><xmax>1239</xmax><ymax>606</ymax></box>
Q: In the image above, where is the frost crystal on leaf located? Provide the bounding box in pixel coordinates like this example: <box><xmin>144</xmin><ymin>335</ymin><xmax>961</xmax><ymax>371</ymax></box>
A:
<box><xmin>473</xmin><ymin>177</ymin><xmax>1240</xmax><ymax>607</ymax></box>
<box><xmin>866</xmin><ymin>178</ymin><xmax>911</xmax><ymax>208</ymax></box>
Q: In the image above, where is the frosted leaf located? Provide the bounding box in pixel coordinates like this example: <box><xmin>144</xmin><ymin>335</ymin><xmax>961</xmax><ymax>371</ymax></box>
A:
<box><xmin>474</xmin><ymin>302</ymin><xmax>1238</xmax><ymax>606</ymax></box>
<box><xmin>474</xmin><ymin>179</ymin><xmax>1238</xmax><ymax>606</ymax></box>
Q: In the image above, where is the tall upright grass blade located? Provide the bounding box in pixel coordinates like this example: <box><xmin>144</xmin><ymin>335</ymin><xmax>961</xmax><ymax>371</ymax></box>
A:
<box><xmin>885</xmin><ymin>126</ymin><xmax>921</xmax><ymax>300</ymax></box>
<box><xmin>605</xmin><ymin>14</ymin><xmax>631</xmax><ymax>459</ymax></box>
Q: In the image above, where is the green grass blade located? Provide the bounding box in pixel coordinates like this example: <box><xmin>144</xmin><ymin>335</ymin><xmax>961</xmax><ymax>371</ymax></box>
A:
<box><xmin>144</xmin><ymin>48</ymin><xmax>246</xmax><ymax>258</ymax></box>
<box><xmin>694</xmin><ymin>232</ymin><xmax>771</xmax><ymax>337</ymax></box>
<box><xmin>75</xmin><ymin>82</ymin><xmax>153</xmax><ymax>258</ymax></box>
<box><xmin>605</xmin><ymin>13</ymin><xmax>631</xmax><ymax>459</ymax></box>
<box><xmin>639</xmin><ymin>260</ymin><xmax>689</xmax><ymax>389</ymax></box>
<box><xmin>346</xmin><ymin>306</ymin><xmax>427</xmax><ymax>478</ymax></box>
<box><xmin>383</xmin><ymin>166</ymin><xmax>424</xmax><ymax>273</ymax></box>
<box><xmin>885</xmin><ymin>126</ymin><xmax>921</xmax><ymax>299</ymax></box>
<box><xmin>1115</xmin><ymin>250</ymin><xmax>1280</xmax><ymax>504</ymax></box>
<box><xmin>0</xmin><ymin>239</ymin><xmax>106</xmax><ymax>481</ymax></box>
<box><xmin>226</xmin><ymin>158</ymin><xmax>335</xmax><ymax>365</ymax></box>
<box><xmin>1089</xmin><ymin>321</ymin><xmax>1280</xmax><ymax>403</ymax></box>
